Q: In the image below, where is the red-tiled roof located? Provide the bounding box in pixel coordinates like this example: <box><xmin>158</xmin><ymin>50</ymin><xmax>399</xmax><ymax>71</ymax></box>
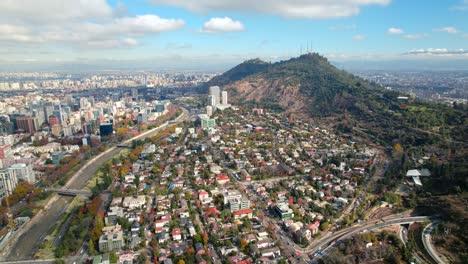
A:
<box><xmin>233</xmin><ymin>208</ymin><xmax>253</xmax><ymax>216</ymax></box>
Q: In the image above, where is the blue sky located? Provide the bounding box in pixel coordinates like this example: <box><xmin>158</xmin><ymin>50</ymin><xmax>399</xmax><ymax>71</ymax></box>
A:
<box><xmin>0</xmin><ymin>0</ymin><xmax>467</xmax><ymax>70</ymax></box>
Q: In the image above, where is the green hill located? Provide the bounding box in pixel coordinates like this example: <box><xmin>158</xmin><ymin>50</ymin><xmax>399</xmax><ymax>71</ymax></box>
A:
<box><xmin>208</xmin><ymin>53</ymin><xmax>467</xmax><ymax>191</ymax></box>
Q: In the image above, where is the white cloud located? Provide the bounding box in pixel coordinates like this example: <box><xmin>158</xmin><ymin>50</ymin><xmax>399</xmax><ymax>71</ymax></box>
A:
<box><xmin>434</xmin><ymin>27</ymin><xmax>459</xmax><ymax>34</ymax></box>
<box><xmin>352</xmin><ymin>34</ymin><xmax>365</xmax><ymax>40</ymax></box>
<box><xmin>403</xmin><ymin>48</ymin><xmax>468</xmax><ymax>57</ymax></box>
<box><xmin>0</xmin><ymin>0</ymin><xmax>113</xmax><ymax>22</ymax></box>
<box><xmin>451</xmin><ymin>0</ymin><xmax>468</xmax><ymax>11</ymax></box>
<box><xmin>200</xmin><ymin>17</ymin><xmax>245</xmax><ymax>33</ymax></box>
<box><xmin>122</xmin><ymin>38</ymin><xmax>138</xmax><ymax>46</ymax></box>
<box><xmin>0</xmin><ymin>4</ymin><xmax>185</xmax><ymax>49</ymax></box>
<box><xmin>0</xmin><ymin>24</ymin><xmax>35</xmax><ymax>42</ymax></box>
<box><xmin>0</xmin><ymin>1</ymin><xmax>185</xmax><ymax>50</ymax></box>
<box><xmin>404</xmin><ymin>33</ymin><xmax>429</xmax><ymax>39</ymax></box>
<box><xmin>115</xmin><ymin>15</ymin><xmax>184</xmax><ymax>34</ymax></box>
<box><xmin>150</xmin><ymin>0</ymin><xmax>391</xmax><ymax>19</ymax></box>
<box><xmin>387</xmin><ymin>27</ymin><xmax>404</xmax><ymax>34</ymax></box>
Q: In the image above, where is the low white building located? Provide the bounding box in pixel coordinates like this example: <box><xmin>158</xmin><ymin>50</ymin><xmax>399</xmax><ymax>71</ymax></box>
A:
<box><xmin>123</xmin><ymin>195</ymin><xmax>146</xmax><ymax>209</ymax></box>
<box><xmin>10</xmin><ymin>163</ymin><xmax>35</xmax><ymax>183</ymax></box>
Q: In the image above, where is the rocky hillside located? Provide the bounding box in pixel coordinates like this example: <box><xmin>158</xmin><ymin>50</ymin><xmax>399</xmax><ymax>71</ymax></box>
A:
<box><xmin>208</xmin><ymin>53</ymin><xmax>390</xmax><ymax>118</ymax></box>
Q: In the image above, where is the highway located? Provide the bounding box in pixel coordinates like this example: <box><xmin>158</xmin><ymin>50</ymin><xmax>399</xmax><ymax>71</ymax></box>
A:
<box><xmin>1</xmin><ymin>108</ymin><xmax>189</xmax><ymax>262</ymax></box>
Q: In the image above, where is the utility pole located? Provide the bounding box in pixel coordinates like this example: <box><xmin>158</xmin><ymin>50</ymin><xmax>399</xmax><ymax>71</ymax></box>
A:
<box><xmin>5</xmin><ymin>193</ymin><xmax>14</xmax><ymax>230</ymax></box>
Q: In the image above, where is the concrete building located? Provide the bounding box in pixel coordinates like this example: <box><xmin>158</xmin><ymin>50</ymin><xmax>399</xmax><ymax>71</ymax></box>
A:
<box><xmin>221</xmin><ymin>91</ymin><xmax>228</xmax><ymax>105</ymax></box>
<box><xmin>16</xmin><ymin>116</ymin><xmax>37</xmax><ymax>133</ymax></box>
<box><xmin>98</xmin><ymin>225</ymin><xmax>124</xmax><ymax>252</ymax></box>
<box><xmin>201</xmin><ymin>118</ymin><xmax>216</xmax><ymax>129</ymax></box>
<box><xmin>48</xmin><ymin>116</ymin><xmax>59</xmax><ymax>126</ymax></box>
<box><xmin>51</xmin><ymin>124</ymin><xmax>62</xmax><ymax>137</ymax></box>
<box><xmin>0</xmin><ymin>145</ymin><xmax>12</xmax><ymax>159</ymax></box>
<box><xmin>206</xmin><ymin>106</ymin><xmax>213</xmax><ymax>117</ymax></box>
<box><xmin>0</xmin><ymin>135</ymin><xmax>14</xmax><ymax>146</ymax></box>
<box><xmin>123</xmin><ymin>195</ymin><xmax>146</xmax><ymax>209</ymax></box>
<box><xmin>51</xmin><ymin>152</ymin><xmax>64</xmax><ymax>165</ymax></box>
<box><xmin>10</xmin><ymin>163</ymin><xmax>35</xmax><ymax>184</ymax></box>
<box><xmin>222</xmin><ymin>190</ymin><xmax>243</xmax><ymax>205</ymax></box>
<box><xmin>208</xmin><ymin>95</ymin><xmax>216</xmax><ymax>107</ymax></box>
<box><xmin>79</xmin><ymin>97</ymin><xmax>89</xmax><ymax>109</ymax></box>
<box><xmin>136</xmin><ymin>113</ymin><xmax>148</xmax><ymax>124</ymax></box>
<box><xmin>62</xmin><ymin>124</ymin><xmax>73</xmax><ymax>137</ymax></box>
<box><xmin>208</xmin><ymin>86</ymin><xmax>221</xmax><ymax>106</ymax></box>
<box><xmin>0</xmin><ymin>168</ymin><xmax>18</xmax><ymax>200</ymax></box>
<box><xmin>92</xmin><ymin>254</ymin><xmax>110</xmax><ymax>264</ymax></box>
<box><xmin>228</xmin><ymin>196</ymin><xmax>250</xmax><ymax>212</ymax></box>
<box><xmin>99</xmin><ymin>123</ymin><xmax>113</xmax><ymax>137</ymax></box>
<box><xmin>131</xmin><ymin>88</ymin><xmax>138</xmax><ymax>100</ymax></box>
<box><xmin>274</xmin><ymin>202</ymin><xmax>294</xmax><ymax>220</ymax></box>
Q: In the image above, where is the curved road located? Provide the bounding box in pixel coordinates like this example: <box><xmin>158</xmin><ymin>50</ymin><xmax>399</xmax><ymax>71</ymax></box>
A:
<box><xmin>2</xmin><ymin>108</ymin><xmax>189</xmax><ymax>261</ymax></box>
<box><xmin>298</xmin><ymin>215</ymin><xmax>432</xmax><ymax>256</ymax></box>
<box><xmin>423</xmin><ymin>222</ymin><xmax>446</xmax><ymax>264</ymax></box>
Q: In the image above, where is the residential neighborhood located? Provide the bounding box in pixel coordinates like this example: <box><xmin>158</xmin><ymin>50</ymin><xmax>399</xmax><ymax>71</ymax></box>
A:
<box><xmin>88</xmin><ymin>102</ymin><xmax>379</xmax><ymax>264</ymax></box>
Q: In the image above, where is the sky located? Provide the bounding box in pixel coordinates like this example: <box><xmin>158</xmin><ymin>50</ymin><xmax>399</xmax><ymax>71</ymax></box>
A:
<box><xmin>0</xmin><ymin>0</ymin><xmax>467</xmax><ymax>71</ymax></box>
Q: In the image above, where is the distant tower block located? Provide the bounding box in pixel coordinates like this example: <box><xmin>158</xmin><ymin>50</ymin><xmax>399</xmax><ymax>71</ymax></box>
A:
<box><xmin>221</xmin><ymin>91</ymin><xmax>228</xmax><ymax>105</ymax></box>
<box><xmin>208</xmin><ymin>95</ymin><xmax>216</xmax><ymax>106</ymax></box>
<box><xmin>206</xmin><ymin>106</ymin><xmax>213</xmax><ymax>117</ymax></box>
<box><xmin>208</xmin><ymin>86</ymin><xmax>221</xmax><ymax>106</ymax></box>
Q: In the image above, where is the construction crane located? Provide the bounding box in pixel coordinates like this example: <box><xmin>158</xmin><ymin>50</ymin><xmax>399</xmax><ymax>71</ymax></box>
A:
<box><xmin>3</xmin><ymin>192</ymin><xmax>14</xmax><ymax>230</ymax></box>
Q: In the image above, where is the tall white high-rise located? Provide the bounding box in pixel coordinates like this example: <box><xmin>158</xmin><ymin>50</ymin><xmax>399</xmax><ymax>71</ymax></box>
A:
<box><xmin>208</xmin><ymin>95</ymin><xmax>216</xmax><ymax>106</ymax></box>
<box><xmin>131</xmin><ymin>88</ymin><xmax>138</xmax><ymax>99</ymax></box>
<box><xmin>221</xmin><ymin>91</ymin><xmax>228</xmax><ymax>105</ymax></box>
<box><xmin>0</xmin><ymin>169</ymin><xmax>18</xmax><ymax>199</ymax></box>
<box><xmin>208</xmin><ymin>86</ymin><xmax>221</xmax><ymax>106</ymax></box>
<box><xmin>79</xmin><ymin>97</ymin><xmax>88</xmax><ymax>109</ymax></box>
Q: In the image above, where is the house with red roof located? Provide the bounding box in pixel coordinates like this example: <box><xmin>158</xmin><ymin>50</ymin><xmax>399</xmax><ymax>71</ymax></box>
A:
<box><xmin>307</xmin><ymin>220</ymin><xmax>320</xmax><ymax>235</ymax></box>
<box><xmin>233</xmin><ymin>208</ymin><xmax>253</xmax><ymax>220</ymax></box>
<box><xmin>172</xmin><ymin>227</ymin><xmax>182</xmax><ymax>241</ymax></box>
<box><xmin>216</xmin><ymin>174</ymin><xmax>230</xmax><ymax>185</ymax></box>
<box><xmin>205</xmin><ymin>206</ymin><xmax>220</xmax><ymax>217</ymax></box>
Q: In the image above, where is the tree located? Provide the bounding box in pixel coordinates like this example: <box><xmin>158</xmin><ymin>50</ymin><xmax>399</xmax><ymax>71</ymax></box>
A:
<box><xmin>202</xmin><ymin>232</ymin><xmax>208</xmax><ymax>245</ymax></box>
<box><xmin>240</xmin><ymin>238</ymin><xmax>247</xmax><ymax>251</ymax></box>
<box><xmin>88</xmin><ymin>239</ymin><xmax>96</xmax><ymax>255</ymax></box>
<box><xmin>110</xmin><ymin>252</ymin><xmax>118</xmax><ymax>263</ymax></box>
<box><xmin>193</xmin><ymin>233</ymin><xmax>202</xmax><ymax>244</ymax></box>
<box><xmin>320</xmin><ymin>221</ymin><xmax>330</xmax><ymax>231</ymax></box>
<box><xmin>134</xmin><ymin>176</ymin><xmax>141</xmax><ymax>192</ymax></box>
<box><xmin>90</xmin><ymin>216</ymin><xmax>104</xmax><ymax>242</ymax></box>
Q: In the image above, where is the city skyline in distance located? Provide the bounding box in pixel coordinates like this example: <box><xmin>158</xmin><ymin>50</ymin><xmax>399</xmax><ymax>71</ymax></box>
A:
<box><xmin>0</xmin><ymin>0</ymin><xmax>467</xmax><ymax>71</ymax></box>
